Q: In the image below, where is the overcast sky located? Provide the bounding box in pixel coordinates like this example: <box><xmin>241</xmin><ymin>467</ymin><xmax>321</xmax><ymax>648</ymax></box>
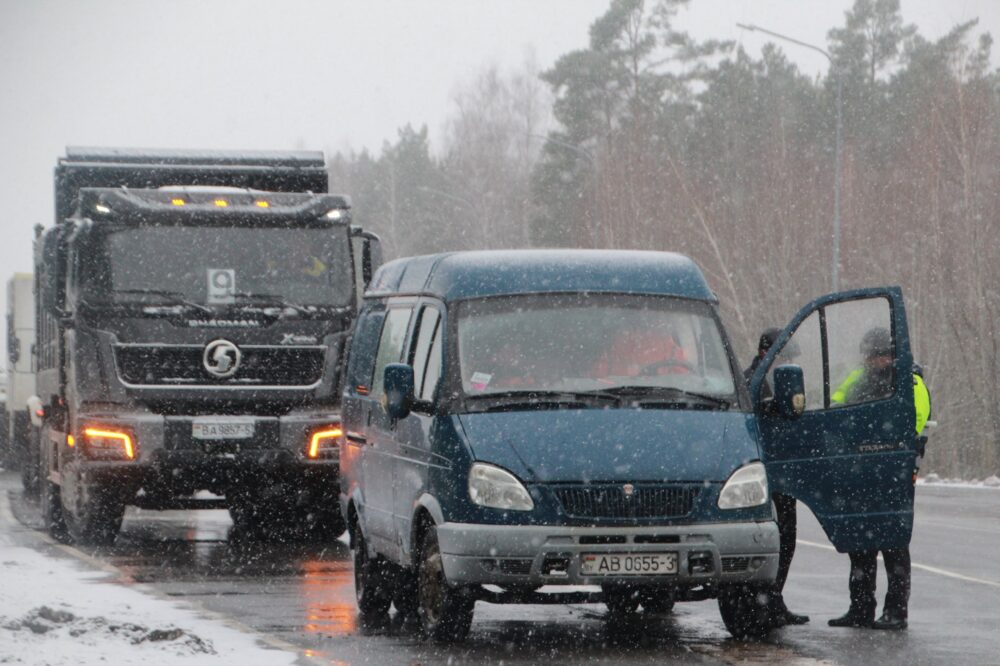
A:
<box><xmin>1</xmin><ymin>0</ymin><xmax>998</xmax><ymax>287</ymax></box>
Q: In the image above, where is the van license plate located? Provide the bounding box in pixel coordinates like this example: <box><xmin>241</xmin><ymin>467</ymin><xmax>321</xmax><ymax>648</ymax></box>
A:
<box><xmin>581</xmin><ymin>552</ymin><xmax>678</xmax><ymax>576</ymax></box>
<box><xmin>192</xmin><ymin>422</ymin><xmax>255</xmax><ymax>440</ymax></box>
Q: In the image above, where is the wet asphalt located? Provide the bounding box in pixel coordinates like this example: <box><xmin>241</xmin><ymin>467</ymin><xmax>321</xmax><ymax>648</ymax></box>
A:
<box><xmin>4</xmin><ymin>472</ymin><xmax>999</xmax><ymax>665</ymax></box>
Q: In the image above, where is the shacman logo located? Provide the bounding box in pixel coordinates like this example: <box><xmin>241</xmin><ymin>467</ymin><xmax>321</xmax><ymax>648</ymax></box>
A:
<box><xmin>203</xmin><ymin>339</ymin><xmax>241</xmax><ymax>378</ymax></box>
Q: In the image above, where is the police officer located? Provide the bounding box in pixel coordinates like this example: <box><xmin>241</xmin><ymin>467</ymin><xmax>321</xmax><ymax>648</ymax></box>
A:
<box><xmin>745</xmin><ymin>328</ymin><xmax>809</xmax><ymax>626</ymax></box>
<box><xmin>828</xmin><ymin>327</ymin><xmax>931</xmax><ymax>631</ymax></box>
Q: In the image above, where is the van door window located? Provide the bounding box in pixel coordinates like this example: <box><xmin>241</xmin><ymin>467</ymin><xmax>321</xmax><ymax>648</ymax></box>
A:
<box><xmin>410</xmin><ymin>306</ymin><xmax>441</xmax><ymax>397</ymax></box>
<box><xmin>766</xmin><ymin>297</ymin><xmax>894</xmax><ymax>411</ymax></box>
<box><xmin>827</xmin><ymin>298</ymin><xmax>895</xmax><ymax>407</ymax></box>
<box><xmin>371</xmin><ymin>307</ymin><xmax>413</xmax><ymax>398</ymax></box>
<box><xmin>420</xmin><ymin>318</ymin><xmax>444</xmax><ymax>402</ymax></box>
<box><xmin>767</xmin><ymin>311</ymin><xmax>824</xmax><ymax>411</ymax></box>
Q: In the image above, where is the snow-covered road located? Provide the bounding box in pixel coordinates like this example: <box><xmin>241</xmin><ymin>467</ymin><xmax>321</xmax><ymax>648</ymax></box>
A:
<box><xmin>0</xmin><ymin>482</ymin><xmax>299</xmax><ymax>665</ymax></box>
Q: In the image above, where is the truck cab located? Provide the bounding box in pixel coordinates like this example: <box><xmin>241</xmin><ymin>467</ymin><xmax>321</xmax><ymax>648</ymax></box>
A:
<box><xmin>33</xmin><ymin>148</ymin><xmax>381</xmax><ymax>545</ymax></box>
<box><xmin>338</xmin><ymin>250</ymin><xmax>919</xmax><ymax>641</ymax></box>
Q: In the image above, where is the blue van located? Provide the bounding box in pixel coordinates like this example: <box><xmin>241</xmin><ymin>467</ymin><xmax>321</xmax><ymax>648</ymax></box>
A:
<box><xmin>338</xmin><ymin>250</ymin><xmax>918</xmax><ymax>641</ymax></box>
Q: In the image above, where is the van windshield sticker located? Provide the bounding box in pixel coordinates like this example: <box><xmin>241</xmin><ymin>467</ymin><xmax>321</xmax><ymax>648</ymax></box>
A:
<box><xmin>470</xmin><ymin>372</ymin><xmax>493</xmax><ymax>392</ymax></box>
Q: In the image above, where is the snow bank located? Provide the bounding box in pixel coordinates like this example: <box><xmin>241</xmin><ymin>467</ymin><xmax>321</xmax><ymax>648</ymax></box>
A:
<box><xmin>0</xmin><ymin>538</ymin><xmax>297</xmax><ymax>665</ymax></box>
<box><xmin>918</xmin><ymin>473</ymin><xmax>1000</xmax><ymax>489</ymax></box>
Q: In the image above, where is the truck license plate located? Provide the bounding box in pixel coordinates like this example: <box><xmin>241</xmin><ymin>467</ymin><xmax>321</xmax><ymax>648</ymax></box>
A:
<box><xmin>580</xmin><ymin>552</ymin><xmax>678</xmax><ymax>576</ymax></box>
<box><xmin>192</xmin><ymin>421</ymin><xmax>255</xmax><ymax>440</ymax></box>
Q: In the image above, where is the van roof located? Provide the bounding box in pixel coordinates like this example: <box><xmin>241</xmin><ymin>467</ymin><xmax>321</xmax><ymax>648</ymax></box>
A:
<box><xmin>367</xmin><ymin>250</ymin><xmax>716</xmax><ymax>302</ymax></box>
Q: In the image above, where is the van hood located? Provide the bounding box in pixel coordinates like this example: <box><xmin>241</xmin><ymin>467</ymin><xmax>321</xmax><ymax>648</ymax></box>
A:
<box><xmin>456</xmin><ymin>409</ymin><xmax>760</xmax><ymax>484</ymax></box>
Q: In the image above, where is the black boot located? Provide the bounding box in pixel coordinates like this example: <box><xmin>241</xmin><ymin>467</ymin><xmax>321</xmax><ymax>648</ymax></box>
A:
<box><xmin>782</xmin><ymin>609</ymin><xmax>810</xmax><ymax>625</ymax></box>
<box><xmin>828</xmin><ymin>609</ymin><xmax>874</xmax><ymax>628</ymax></box>
<box><xmin>872</xmin><ymin>612</ymin><xmax>907</xmax><ymax>630</ymax></box>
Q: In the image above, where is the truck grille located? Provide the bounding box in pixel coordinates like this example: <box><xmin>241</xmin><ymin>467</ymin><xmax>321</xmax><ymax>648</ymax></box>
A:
<box><xmin>552</xmin><ymin>484</ymin><xmax>700</xmax><ymax>519</ymax></box>
<box><xmin>114</xmin><ymin>344</ymin><xmax>326</xmax><ymax>387</ymax></box>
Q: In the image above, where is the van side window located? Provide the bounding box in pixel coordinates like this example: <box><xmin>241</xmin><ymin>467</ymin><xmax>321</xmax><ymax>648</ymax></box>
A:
<box><xmin>410</xmin><ymin>306</ymin><xmax>441</xmax><ymax>399</ymax></box>
<box><xmin>345</xmin><ymin>306</ymin><xmax>386</xmax><ymax>394</ymax></box>
<box><xmin>370</xmin><ymin>307</ymin><xmax>413</xmax><ymax>398</ymax></box>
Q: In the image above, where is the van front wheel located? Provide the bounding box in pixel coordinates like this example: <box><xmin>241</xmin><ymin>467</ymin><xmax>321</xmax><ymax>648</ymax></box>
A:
<box><xmin>718</xmin><ymin>584</ymin><xmax>774</xmax><ymax>639</ymax></box>
<box><xmin>417</xmin><ymin>526</ymin><xmax>474</xmax><ymax>642</ymax></box>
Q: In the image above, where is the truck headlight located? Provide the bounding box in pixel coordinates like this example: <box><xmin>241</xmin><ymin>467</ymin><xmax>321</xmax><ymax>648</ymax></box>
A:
<box><xmin>306</xmin><ymin>425</ymin><xmax>342</xmax><ymax>460</ymax></box>
<box><xmin>82</xmin><ymin>426</ymin><xmax>136</xmax><ymax>461</ymax></box>
<box><xmin>468</xmin><ymin>463</ymin><xmax>534</xmax><ymax>511</ymax></box>
<box><xmin>717</xmin><ymin>461</ymin><xmax>768</xmax><ymax>509</ymax></box>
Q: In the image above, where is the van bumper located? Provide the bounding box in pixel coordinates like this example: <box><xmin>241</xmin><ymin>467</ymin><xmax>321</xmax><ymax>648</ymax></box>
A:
<box><xmin>436</xmin><ymin>521</ymin><xmax>779</xmax><ymax>588</ymax></box>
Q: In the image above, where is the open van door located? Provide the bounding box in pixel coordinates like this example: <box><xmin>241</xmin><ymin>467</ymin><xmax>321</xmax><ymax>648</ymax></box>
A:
<box><xmin>751</xmin><ymin>287</ymin><xmax>917</xmax><ymax>553</ymax></box>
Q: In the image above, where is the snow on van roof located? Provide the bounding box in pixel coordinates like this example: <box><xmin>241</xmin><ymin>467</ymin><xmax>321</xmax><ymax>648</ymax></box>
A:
<box><xmin>367</xmin><ymin>249</ymin><xmax>716</xmax><ymax>302</ymax></box>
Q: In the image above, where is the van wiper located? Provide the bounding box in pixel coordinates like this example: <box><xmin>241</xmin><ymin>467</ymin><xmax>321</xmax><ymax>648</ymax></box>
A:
<box><xmin>595</xmin><ymin>385</ymin><xmax>732</xmax><ymax>409</ymax></box>
<box><xmin>465</xmin><ymin>389</ymin><xmax>619</xmax><ymax>411</ymax></box>
<box><xmin>112</xmin><ymin>289</ymin><xmax>212</xmax><ymax>315</ymax></box>
<box><xmin>231</xmin><ymin>292</ymin><xmax>310</xmax><ymax>315</ymax></box>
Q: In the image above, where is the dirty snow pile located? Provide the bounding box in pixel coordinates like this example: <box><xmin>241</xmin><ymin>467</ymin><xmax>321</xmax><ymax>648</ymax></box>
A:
<box><xmin>0</xmin><ymin>541</ymin><xmax>296</xmax><ymax>665</ymax></box>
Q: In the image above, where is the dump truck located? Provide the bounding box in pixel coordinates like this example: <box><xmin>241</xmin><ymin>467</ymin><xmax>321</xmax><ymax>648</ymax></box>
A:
<box><xmin>32</xmin><ymin>147</ymin><xmax>380</xmax><ymax>544</ymax></box>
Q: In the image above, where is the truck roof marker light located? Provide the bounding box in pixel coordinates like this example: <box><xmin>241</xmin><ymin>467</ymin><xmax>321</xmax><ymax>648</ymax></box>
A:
<box><xmin>83</xmin><ymin>427</ymin><xmax>135</xmax><ymax>460</ymax></box>
<box><xmin>95</xmin><ymin>204</ymin><xmax>111</xmax><ymax>214</ymax></box>
<box><xmin>171</xmin><ymin>198</ymin><xmax>186</xmax><ymax>206</ymax></box>
<box><xmin>307</xmin><ymin>427</ymin><xmax>343</xmax><ymax>459</ymax></box>
<box><xmin>325</xmin><ymin>209</ymin><xmax>344</xmax><ymax>220</ymax></box>
<box><xmin>255</xmin><ymin>200</ymin><xmax>270</xmax><ymax>208</ymax></box>
<box><xmin>214</xmin><ymin>199</ymin><xmax>229</xmax><ymax>208</ymax></box>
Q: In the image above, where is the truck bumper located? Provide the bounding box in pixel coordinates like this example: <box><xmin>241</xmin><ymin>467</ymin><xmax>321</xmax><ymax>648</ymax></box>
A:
<box><xmin>435</xmin><ymin>521</ymin><xmax>779</xmax><ymax>589</ymax></box>
<box><xmin>71</xmin><ymin>410</ymin><xmax>341</xmax><ymax>502</ymax></box>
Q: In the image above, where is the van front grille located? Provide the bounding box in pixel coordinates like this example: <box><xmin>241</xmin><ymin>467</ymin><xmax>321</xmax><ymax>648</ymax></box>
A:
<box><xmin>552</xmin><ymin>484</ymin><xmax>700</xmax><ymax>520</ymax></box>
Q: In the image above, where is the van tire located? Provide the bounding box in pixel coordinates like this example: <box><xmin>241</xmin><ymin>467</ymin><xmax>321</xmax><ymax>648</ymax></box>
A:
<box><xmin>417</xmin><ymin>526</ymin><xmax>473</xmax><ymax>642</ymax></box>
<box><xmin>718</xmin><ymin>584</ymin><xmax>774</xmax><ymax>639</ymax></box>
<box><xmin>352</xmin><ymin>522</ymin><xmax>391</xmax><ymax>622</ymax></box>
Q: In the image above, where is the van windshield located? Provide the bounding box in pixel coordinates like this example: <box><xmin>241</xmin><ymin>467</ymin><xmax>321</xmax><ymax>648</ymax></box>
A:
<box><xmin>455</xmin><ymin>294</ymin><xmax>737</xmax><ymax>402</ymax></box>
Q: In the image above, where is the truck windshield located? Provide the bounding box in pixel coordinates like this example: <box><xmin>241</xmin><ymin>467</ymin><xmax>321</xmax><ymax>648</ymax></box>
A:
<box><xmin>456</xmin><ymin>293</ymin><xmax>737</xmax><ymax>401</ymax></box>
<box><xmin>81</xmin><ymin>225</ymin><xmax>353</xmax><ymax>308</ymax></box>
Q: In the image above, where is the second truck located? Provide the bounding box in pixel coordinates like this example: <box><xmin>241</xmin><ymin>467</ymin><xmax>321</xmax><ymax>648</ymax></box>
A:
<box><xmin>31</xmin><ymin>147</ymin><xmax>381</xmax><ymax>544</ymax></box>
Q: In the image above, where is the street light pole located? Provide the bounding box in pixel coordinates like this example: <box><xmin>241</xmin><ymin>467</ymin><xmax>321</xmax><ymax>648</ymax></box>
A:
<box><xmin>737</xmin><ymin>23</ymin><xmax>843</xmax><ymax>291</ymax></box>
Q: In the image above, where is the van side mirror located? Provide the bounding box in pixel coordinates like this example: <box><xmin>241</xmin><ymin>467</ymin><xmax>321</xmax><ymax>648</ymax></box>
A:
<box><xmin>383</xmin><ymin>363</ymin><xmax>414</xmax><ymax>420</ymax></box>
<box><xmin>772</xmin><ymin>365</ymin><xmax>806</xmax><ymax>419</ymax></box>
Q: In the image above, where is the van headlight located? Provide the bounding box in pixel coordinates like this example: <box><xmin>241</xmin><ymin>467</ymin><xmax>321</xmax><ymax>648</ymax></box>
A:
<box><xmin>717</xmin><ymin>461</ymin><xmax>768</xmax><ymax>509</ymax></box>
<box><xmin>468</xmin><ymin>463</ymin><xmax>534</xmax><ymax>511</ymax></box>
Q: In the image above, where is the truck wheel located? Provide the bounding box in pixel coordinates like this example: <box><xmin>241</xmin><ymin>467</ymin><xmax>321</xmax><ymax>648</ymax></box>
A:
<box><xmin>41</xmin><ymin>480</ymin><xmax>68</xmax><ymax>543</ymax></box>
<box><xmin>603</xmin><ymin>586</ymin><xmax>641</xmax><ymax>616</ymax></box>
<box><xmin>64</xmin><ymin>491</ymin><xmax>125</xmax><ymax>547</ymax></box>
<box><xmin>641</xmin><ymin>589</ymin><xmax>676</xmax><ymax>614</ymax></box>
<box><xmin>352</xmin><ymin>521</ymin><xmax>391</xmax><ymax>623</ymax></box>
<box><xmin>19</xmin><ymin>431</ymin><xmax>40</xmax><ymax>499</ymax></box>
<box><xmin>718</xmin><ymin>584</ymin><xmax>774</xmax><ymax>639</ymax></box>
<box><xmin>417</xmin><ymin>526</ymin><xmax>474</xmax><ymax>642</ymax></box>
<box><xmin>301</xmin><ymin>508</ymin><xmax>346</xmax><ymax>541</ymax></box>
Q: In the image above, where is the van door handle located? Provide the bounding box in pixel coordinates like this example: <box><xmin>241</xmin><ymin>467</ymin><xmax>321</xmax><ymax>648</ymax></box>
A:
<box><xmin>346</xmin><ymin>432</ymin><xmax>368</xmax><ymax>446</ymax></box>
